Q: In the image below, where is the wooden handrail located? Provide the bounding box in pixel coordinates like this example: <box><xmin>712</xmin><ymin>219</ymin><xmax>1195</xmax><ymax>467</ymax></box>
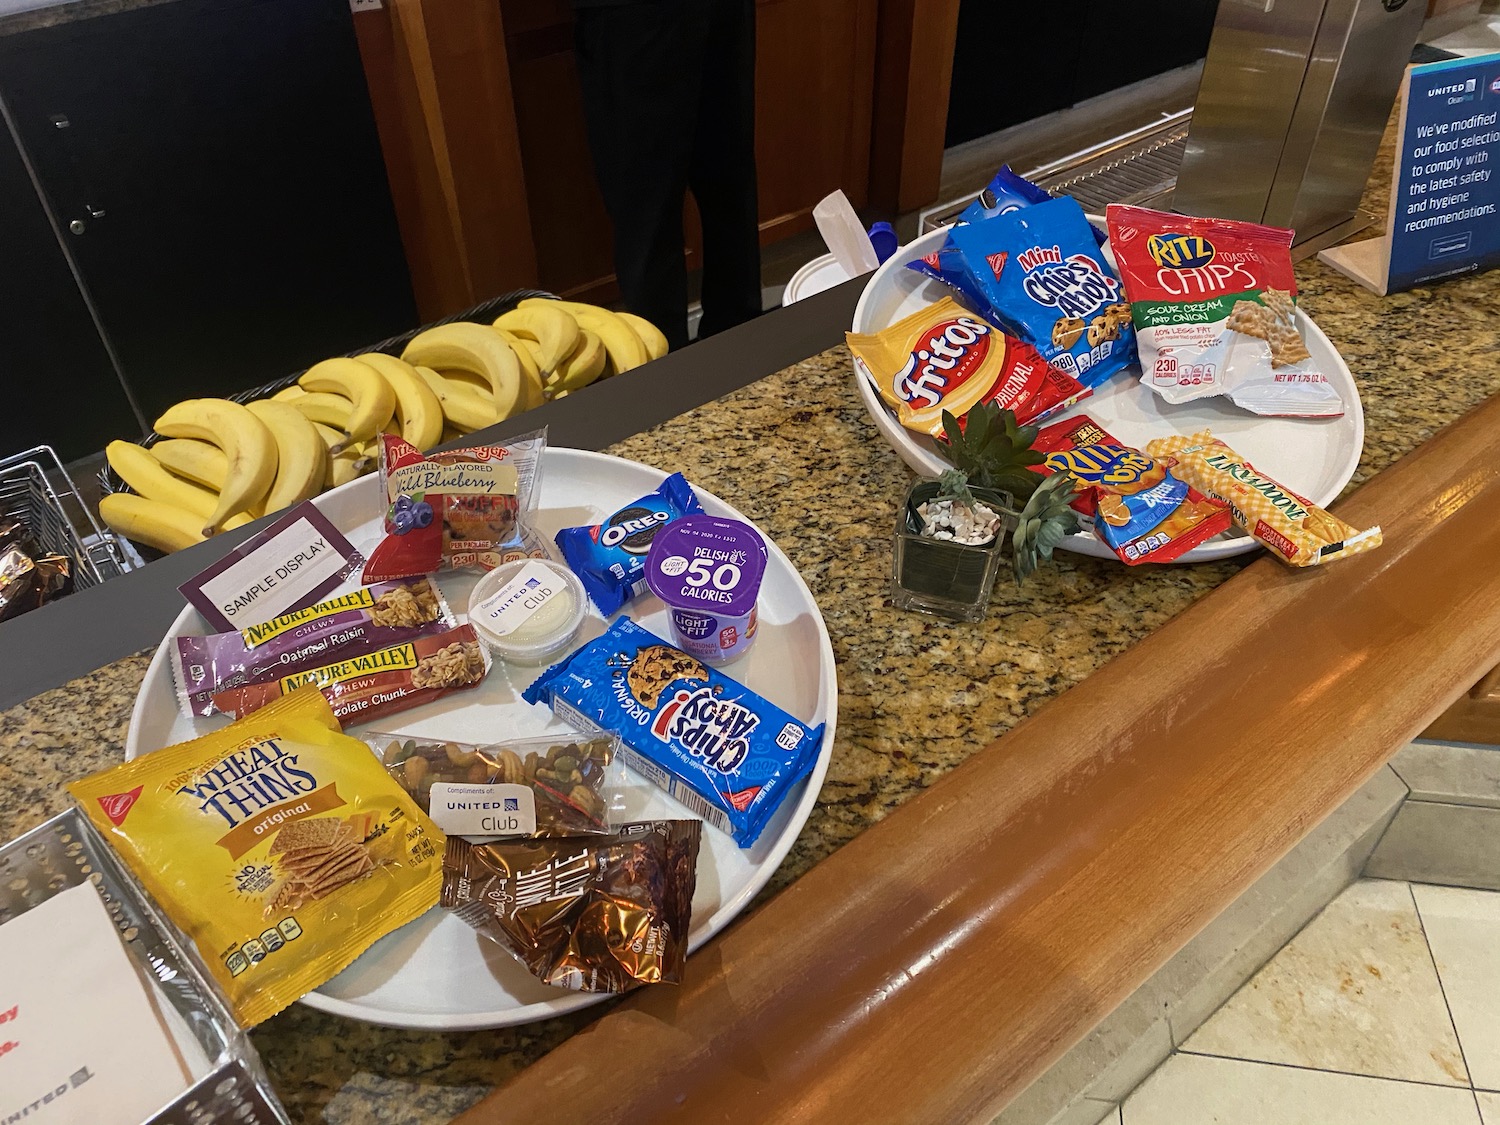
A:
<box><xmin>457</xmin><ymin>390</ymin><xmax>1500</xmax><ymax>1125</ymax></box>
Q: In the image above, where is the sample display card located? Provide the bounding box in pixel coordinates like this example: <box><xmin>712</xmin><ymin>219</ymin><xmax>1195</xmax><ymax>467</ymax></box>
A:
<box><xmin>0</xmin><ymin>883</ymin><xmax>192</xmax><ymax>1124</ymax></box>
<box><xmin>1322</xmin><ymin>52</ymin><xmax>1500</xmax><ymax>294</ymax></box>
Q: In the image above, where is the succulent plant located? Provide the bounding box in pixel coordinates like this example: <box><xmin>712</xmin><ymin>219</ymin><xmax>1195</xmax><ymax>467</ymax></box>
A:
<box><xmin>940</xmin><ymin>401</ymin><xmax>1045</xmax><ymax>503</ymax></box>
<box><xmin>1011</xmin><ymin>472</ymin><xmax>1080</xmax><ymax>585</ymax></box>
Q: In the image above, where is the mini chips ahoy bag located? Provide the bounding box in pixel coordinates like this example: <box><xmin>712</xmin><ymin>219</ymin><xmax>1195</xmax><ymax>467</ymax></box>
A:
<box><xmin>946</xmin><ymin>198</ymin><xmax>1135</xmax><ymax>389</ymax></box>
<box><xmin>957</xmin><ymin>165</ymin><xmax>1107</xmax><ymax>245</ymax></box>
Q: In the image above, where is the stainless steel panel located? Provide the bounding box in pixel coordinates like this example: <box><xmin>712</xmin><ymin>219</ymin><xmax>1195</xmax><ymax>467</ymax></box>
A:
<box><xmin>1174</xmin><ymin>0</ymin><xmax>1326</xmax><ymax>221</ymax></box>
<box><xmin>1269</xmin><ymin>0</ymin><xmax>1425</xmax><ymax>233</ymax></box>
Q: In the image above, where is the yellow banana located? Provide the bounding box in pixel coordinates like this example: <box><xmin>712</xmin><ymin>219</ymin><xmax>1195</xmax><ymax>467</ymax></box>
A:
<box><xmin>271</xmin><ymin>385</ymin><xmax>306</xmax><ymax>402</ymax></box>
<box><xmin>224</xmin><ymin>512</ymin><xmax>256</xmax><ymax>530</ymax></box>
<box><xmin>551</xmin><ymin>329</ymin><xmax>608</xmax><ymax>394</ymax></box>
<box><xmin>298</xmin><ymin>357</ymin><xmax>395</xmax><ymax>450</ymax></box>
<box><xmin>617</xmin><ymin>311</ymin><xmax>669</xmax><ymax>361</ymax></box>
<box><xmin>493</xmin><ymin>328</ymin><xmax>544</xmax><ymax>392</ymax></box>
<box><xmin>106</xmin><ymin>441</ymin><xmax>218</xmax><ymax>519</ymax></box>
<box><xmin>153</xmin><ymin>399</ymin><xmax>277</xmax><ymax>535</ymax></box>
<box><xmin>149</xmin><ymin>439</ymin><xmax>227</xmax><ymax>491</ymax></box>
<box><xmin>493</xmin><ymin>304</ymin><xmax>580</xmax><ymax>377</ymax></box>
<box><xmin>523</xmin><ymin>298</ymin><xmax>647</xmax><ymax>375</ymax></box>
<box><xmin>413</xmin><ymin>365</ymin><xmax>498</xmax><ymax>432</ymax></box>
<box><xmin>288</xmin><ymin>391</ymin><xmax>354</xmax><ymax>433</ymax></box>
<box><xmin>245</xmin><ymin>400</ymin><xmax>327</xmax><ymax>514</ymax></box>
<box><xmin>401</xmin><ymin>323</ymin><xmax>539</xmax><ymax>419</ymax></box>
<box><xmin>305</xmin><ymin>420</ymin><xmax>367</xmax><ymax>487</ymax></box>
<box><xmin>100</xmin><ymin>492</ymin><xmax>205</xmax><ymax>553</ymax></box>
<box><xmin>441</xmin><ymin>426</ymin><xmax>465</xmax><ymax>445</ymax></box>
<box><xmin>357</xmin><ymin>352</ymin><xmax>444</xmax><ymax>450</ymax></box>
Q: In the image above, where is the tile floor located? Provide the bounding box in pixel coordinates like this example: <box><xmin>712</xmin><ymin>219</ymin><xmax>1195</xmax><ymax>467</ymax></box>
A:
<box><xmin>1093</xmin><ymin>880</ymin><xmax>1500</xmax><ymax>1125</ymax></box>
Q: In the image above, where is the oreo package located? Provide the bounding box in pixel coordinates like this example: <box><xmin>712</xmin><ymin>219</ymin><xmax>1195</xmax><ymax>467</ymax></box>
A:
<box><xmin>522</xmin><ymin>617</ymin><xmax>824</xmax><ymax>848</ymax></box>
<box><xmin>910</xmin><ymin>196</ymin><xmax>1135</xmax><ymax>390</ymax></box>
<box><xmin>557</xmin><ymin>473</ymin><xmax>702</xmax><ymax>616</ymax></box>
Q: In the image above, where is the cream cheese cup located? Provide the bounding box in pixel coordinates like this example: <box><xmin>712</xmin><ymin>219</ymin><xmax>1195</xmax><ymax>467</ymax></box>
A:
<box><xmin>644</xmin><ymin>514</ymin><xmax>768</xmax><ymax>665</ymax></box>
<box><xmin>468</xmin><ymin>557</ymin><xmax>587</xmax><ymax>664</ymax></box>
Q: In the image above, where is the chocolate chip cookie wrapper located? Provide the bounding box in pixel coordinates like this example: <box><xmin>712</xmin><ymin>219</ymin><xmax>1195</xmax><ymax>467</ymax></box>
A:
<box><xmin>556</xmin><ymin>472</ymin><xmax>703</xmax><ymax>617</ymax></box>
<box><xmin>522</xmin><ymin>617</ymin><xmax>824</xmax><ymax>847</ymax></box>
<box><xmin>911</xmin><ymin>196</ymin><xmax>1136</xmax><ymax>391</ymax></box>
<box><xmin>1032</xmin><ymin>416</ymin><xmax>1231</xmax><ymax>566</ymax></box>
<box><xmin>211</xmin><ymin>623</ymin><xmax>490</xmax><ymax>726</ymax></box>
<box><xmin>440</xmin><ymin>820</ymin><xmax>701</xmax><ymax>992</ymax></box>
<box><xmin>955</xmin><ymin>163</ymin><xmax>1108</xmax><ymax>245</ymax></box>
<box><xmin>173</xmin><ymin>576</ymin><xmax>456</xmax><ymax>717</ymax></box>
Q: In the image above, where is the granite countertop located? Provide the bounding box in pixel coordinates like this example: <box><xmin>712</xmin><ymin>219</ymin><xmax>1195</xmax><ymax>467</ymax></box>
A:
<box><xmin>6</xmin><ymin>129</ymin><xmax>1500</xmax><ymax>1123</ymax></box>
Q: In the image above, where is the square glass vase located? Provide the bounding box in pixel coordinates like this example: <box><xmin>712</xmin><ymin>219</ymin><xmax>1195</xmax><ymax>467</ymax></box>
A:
<box><xmin>890</xmin><ymin>480</ymin><xmax>1012</xmax><ymax>623</ymax></box>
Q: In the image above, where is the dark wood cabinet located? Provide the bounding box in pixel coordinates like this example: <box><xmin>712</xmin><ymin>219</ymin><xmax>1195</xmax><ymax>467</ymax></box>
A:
<box><xmin>0</xmin><ymin>0</ymin><xmax>417</xmax><ymax>429</ymax></box>
<box><xmin>501</xmin><ymin>0</ymin><xmax>878</xmax><ymax>302</ymax></box>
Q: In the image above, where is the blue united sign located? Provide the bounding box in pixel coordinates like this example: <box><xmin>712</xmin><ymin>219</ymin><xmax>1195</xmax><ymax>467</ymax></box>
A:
<box><xmin>1387</xmin><ymin>54</ymin><xmax>1500</xmax><ymax>291</ymax></box>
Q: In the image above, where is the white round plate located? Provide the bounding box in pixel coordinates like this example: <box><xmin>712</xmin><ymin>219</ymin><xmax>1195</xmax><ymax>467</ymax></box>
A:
<box><xmin>783</xmin><ymin>251</ymin><xmax>852</xmax><ymax>305</ymax></box>
<box><xmin>126</xmin><ymin>448</ymin><xmax>837</xmax><ymax>1030</ymax></box>
<box><xmin>852</xmin><ymin>224</ymin><xmax>1366</xmax><ymax>562</ymax></box>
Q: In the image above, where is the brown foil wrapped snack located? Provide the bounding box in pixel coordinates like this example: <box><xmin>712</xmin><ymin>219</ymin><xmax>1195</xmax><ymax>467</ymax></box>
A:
<box><xmin>441</xmin><ymin>820</ymin><xmax>700</xmax><ymax>992</ymax></box>
<box><xmin>0</xmin><ymin>520</ymin><xmax>72</xmax><ymax>622</ymax></box>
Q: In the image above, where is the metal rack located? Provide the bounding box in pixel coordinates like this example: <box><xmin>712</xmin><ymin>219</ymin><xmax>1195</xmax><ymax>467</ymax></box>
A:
<box><xmin>0</xmin><ymin>810</ymin><xmax>290</xmax><ymax>1125</ymax></box>
<box><xmin>919</xmin><ymin>108</ymin><xmax>1193</xmax><ymax>233</ymax></box>
<box><xmin>0</xmin><ymin>443</ymin><xmax>131</xmax><ymax>589</ymax></box>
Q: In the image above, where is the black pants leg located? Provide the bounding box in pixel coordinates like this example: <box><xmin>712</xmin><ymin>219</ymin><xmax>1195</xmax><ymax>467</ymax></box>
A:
<box><xmin>573</xmin><ymin>0</ymin><xmax>760</xmax><ymax>348</ymax></box>
<box><xmin>688</xmin><ymin>0</ymin><xmax>761</xmax><ymax>339</ymax></box>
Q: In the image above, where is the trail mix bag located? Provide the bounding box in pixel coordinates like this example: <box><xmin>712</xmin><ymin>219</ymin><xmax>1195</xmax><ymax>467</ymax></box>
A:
<box><xmin>1106</xmin><ymin>204</ymin><xmax>1343</xmax><ymax>417</ymax></box>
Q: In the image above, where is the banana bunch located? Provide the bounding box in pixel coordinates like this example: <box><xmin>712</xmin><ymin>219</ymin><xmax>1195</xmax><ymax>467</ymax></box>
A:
<box><xmin>99</xmin><ymin>301</ymin><xmax>667</xmax><ymax>553</ymax></box>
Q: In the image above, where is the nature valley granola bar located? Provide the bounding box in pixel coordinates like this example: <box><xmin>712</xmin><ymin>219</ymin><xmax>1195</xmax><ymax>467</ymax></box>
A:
<box><xmin>68</xmin><ymin>689</ymin><xmax>443</xmax><ymax>1027</ymax></box>
<box><xmin>209</xmin><ymin>624</ymin><xmax>489</xmax><ymax>725</ymax></box>
<box><xmin>1145</xmin><ymin>431</ymin><xmax>1382</xmax><ymax>567</ymax></box>
<box><xmin>1106</xmin><ymin>204</ymin><xmax>1343</xmax><ymax>417</ymax></box>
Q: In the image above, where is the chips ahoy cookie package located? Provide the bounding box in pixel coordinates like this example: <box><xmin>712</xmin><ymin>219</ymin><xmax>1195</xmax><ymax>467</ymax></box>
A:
<box><xmin>910</xmin><ymin>197</ymin><xmax>1136</xmax><ymax>390</ymax></box>
<box><xmin>523</xmin><ymin>617</ymin><xmax>824</xmax><ymax>847</ymax></box>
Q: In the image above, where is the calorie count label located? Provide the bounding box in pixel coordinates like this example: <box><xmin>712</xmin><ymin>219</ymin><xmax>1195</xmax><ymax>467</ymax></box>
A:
<box><xmin>657</xmin><ymin>548</ymin><xmax>747</xmax><ymax>603</ymax></box>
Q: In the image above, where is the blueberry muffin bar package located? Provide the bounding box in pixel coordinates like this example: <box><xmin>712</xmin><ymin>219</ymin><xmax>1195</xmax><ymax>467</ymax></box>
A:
<box><xmin>909</xmin><ymin>196</ymin><xmax>1136</xmax><ymax>390</ymax></box>
<box><xmin>522</xmin><ymin>617</ymin><xmax>824</xmax><ymax>847</ymax></box>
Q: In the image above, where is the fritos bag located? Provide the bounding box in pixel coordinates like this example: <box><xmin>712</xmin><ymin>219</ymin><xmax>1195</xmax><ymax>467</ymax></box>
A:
<box><xmin>847</xmin><ymin>297</ymin><xmax>1088</xmax><ymax>438</ymax></box>
<box><xmin>1033</xmin><ymin>416</ymin><xmax>1231</xmax><ymax>565</ymax></box>
<box><xmin>1106</xmin><ymin>204</ymin><xmax>1343</xmax><ymax>417</ymax></box>
<box><xmin>362</xmin><ymin>431</ymin><xmax>549</xmax><ymax>582</ymax></box>
<box><xmin>1145</xmin><ymin>431</ymin><xmax>1382</xmax><ymax>567</ymax></box>
<box><xmin>68</xmin><ymin>689</ymin><xmax>443</xmax><ymax>1027</ymax></box>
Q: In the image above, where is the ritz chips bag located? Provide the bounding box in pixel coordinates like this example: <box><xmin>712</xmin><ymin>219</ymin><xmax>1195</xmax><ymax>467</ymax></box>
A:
<box><xmin>69</xmin><ymin>689</ymin><xmax>443</xmax><ymax>1027</ymax></box>
<box><xmin>1106</xmin><ymin>204</ymin><xmax>1343</xmax><ymax>417</ymax></box>
<box><xmin>1033</xmin><ymin>416</ymin><xmax>1231</xmax><ymax>565</ymax></box>
<box><xmin>847</xmin><ymin>296</ymin><xmax>1088</xmax><ymax>439</ymax></box>
<box><xmin>1145</xmin><ymin>431</ymin><xmax>1382</xmax><ymax>567</ymax></box>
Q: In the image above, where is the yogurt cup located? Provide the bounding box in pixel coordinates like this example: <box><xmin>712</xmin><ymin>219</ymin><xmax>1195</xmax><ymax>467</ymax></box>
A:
<box><xmin>644</xmin><ymin>515</ymin><xmax>768</xmax><ymax>666</ymax></box>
